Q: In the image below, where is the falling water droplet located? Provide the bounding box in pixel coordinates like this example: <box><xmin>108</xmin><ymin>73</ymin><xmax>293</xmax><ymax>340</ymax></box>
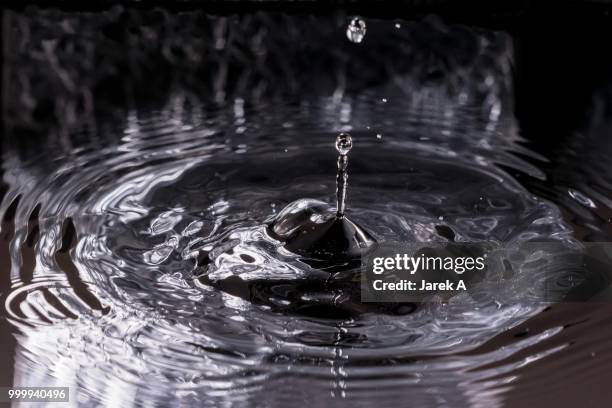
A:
<box><xmin>335</xmin><ymin>133</ymin><xmax>353</xmax><ymax>155</ymax></box>
<box><xmin>376</xmin><ymin>133</ymin><xmax>382</xmax><ymax>140</ymax></box>
<box><xmin>346</xmin><ymin>17</ymin><xmax>366</xmax><ymax>43</ymax></box>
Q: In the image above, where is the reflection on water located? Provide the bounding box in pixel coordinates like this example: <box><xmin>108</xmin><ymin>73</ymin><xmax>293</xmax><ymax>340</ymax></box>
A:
<box><xmin>1</xmin><ymin>10</ymin><xmax>611</xmax><ymax>408</ymax></box>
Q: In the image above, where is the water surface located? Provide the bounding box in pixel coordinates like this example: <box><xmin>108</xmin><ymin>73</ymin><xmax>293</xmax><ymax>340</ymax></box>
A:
<box><xmin>2</xmin><ymin>12</ymin><xmax>612</xmax><ymax>408</ymax></box>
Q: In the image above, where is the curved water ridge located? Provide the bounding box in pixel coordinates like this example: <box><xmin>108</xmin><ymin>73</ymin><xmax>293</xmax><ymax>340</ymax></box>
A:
<box><xmin>0</xmin><ymin>102</ymin><xmax>579</xmax><ymax>406</ymax></box>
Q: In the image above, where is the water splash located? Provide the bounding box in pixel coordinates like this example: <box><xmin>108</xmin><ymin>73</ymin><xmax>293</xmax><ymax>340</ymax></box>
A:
<box><xmin>0</xmin><ymin>96</ymin><xmax>589</xmax><ymax>407</ymax></box>
<box><xmin>335</xmin><ymin>133</ymin><xmax>353</xmax><ymax>218</ymax></box>
<box><xmin>1</xmin><ymin>10</ymin><xmax>609</xmax><ymax>406</ymax></box>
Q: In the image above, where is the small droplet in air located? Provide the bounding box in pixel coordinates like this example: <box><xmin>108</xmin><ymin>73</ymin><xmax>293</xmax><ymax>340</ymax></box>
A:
<box><xmin>335</xmin><ymin>133</ymin><xmax>353</xmax><ymax>155</ymax></box>
<box><xmin>395</xmin><ymin>23</ymin><xmax>401</xmax><ymax>29</ymax></box>
<box><xmin>376</xmin><ymin>133</ymin><xmax>382</xmax><ymax>139</ymax></box>
<box><xmin>568</xmin><ymin>188</ymin><xmax>596</xmax><ymax>208</ymax></box>
<box><xmin>346</xmin><ymin>17</ymin><xmax>366</xmax><ymax>43</ymax></box>
<box><xmin>382</xmin><ymin>98</ymin><xmax>388</xmax><ymax>103</ymax></box>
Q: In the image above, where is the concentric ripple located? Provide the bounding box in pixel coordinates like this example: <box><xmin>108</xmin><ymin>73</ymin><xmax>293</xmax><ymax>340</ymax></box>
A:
<box><xmin>0</xmin><ymin>90</ymin><xmax>590</xmax><ymax>407</ymax></box>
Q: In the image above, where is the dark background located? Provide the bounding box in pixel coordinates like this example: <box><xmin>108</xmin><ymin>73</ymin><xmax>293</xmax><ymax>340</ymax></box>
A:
<box><xmin>3</xmin><ymin>0</ymin><xmax>612</xmax><ymax>153</ymax></box>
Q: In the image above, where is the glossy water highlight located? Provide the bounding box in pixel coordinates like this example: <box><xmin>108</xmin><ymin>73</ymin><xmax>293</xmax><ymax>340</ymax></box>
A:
<box><xmin>0</xmin><ymin>92</ymin><xmax>588</xmax><ymax>406</ymax></box>
<box><xmin>1</xmin><ymin>11</ymin><xmax>611</xmax><ymax>408</ymax></box>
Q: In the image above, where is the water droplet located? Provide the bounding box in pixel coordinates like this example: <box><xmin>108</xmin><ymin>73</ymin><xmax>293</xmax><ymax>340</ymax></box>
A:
<box><xmin>346</xmin><ymin>17</ymin><xmax>366</xmax><ymax>43</ymax></box>
<box><xmin>438</xmin><ymin>216</ymin><xmax>444</xmax><ymax>221</ymax></box>
<box><xmin>568</xmin><ymin>189</ymin><xmax>596</xmax><ymax>208</ymax></box>
<box><xmin>395</xmin><ymin>23</ymin><xmax>401</xmax><ymax>29</ymax></box>
<box><xmin>382</xmin><ymin>98</ymin><xmax>388</xmax><ymax>103</ymax></box>
<box><xmin>376</xmin><ymin>133</ymin><xmax>382</xmax><ymax>140</ymax></box>
<box><xmin>335</xmin><ymin>133</ymin><xmax>353</xmax><ymax>155</ymax></box>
